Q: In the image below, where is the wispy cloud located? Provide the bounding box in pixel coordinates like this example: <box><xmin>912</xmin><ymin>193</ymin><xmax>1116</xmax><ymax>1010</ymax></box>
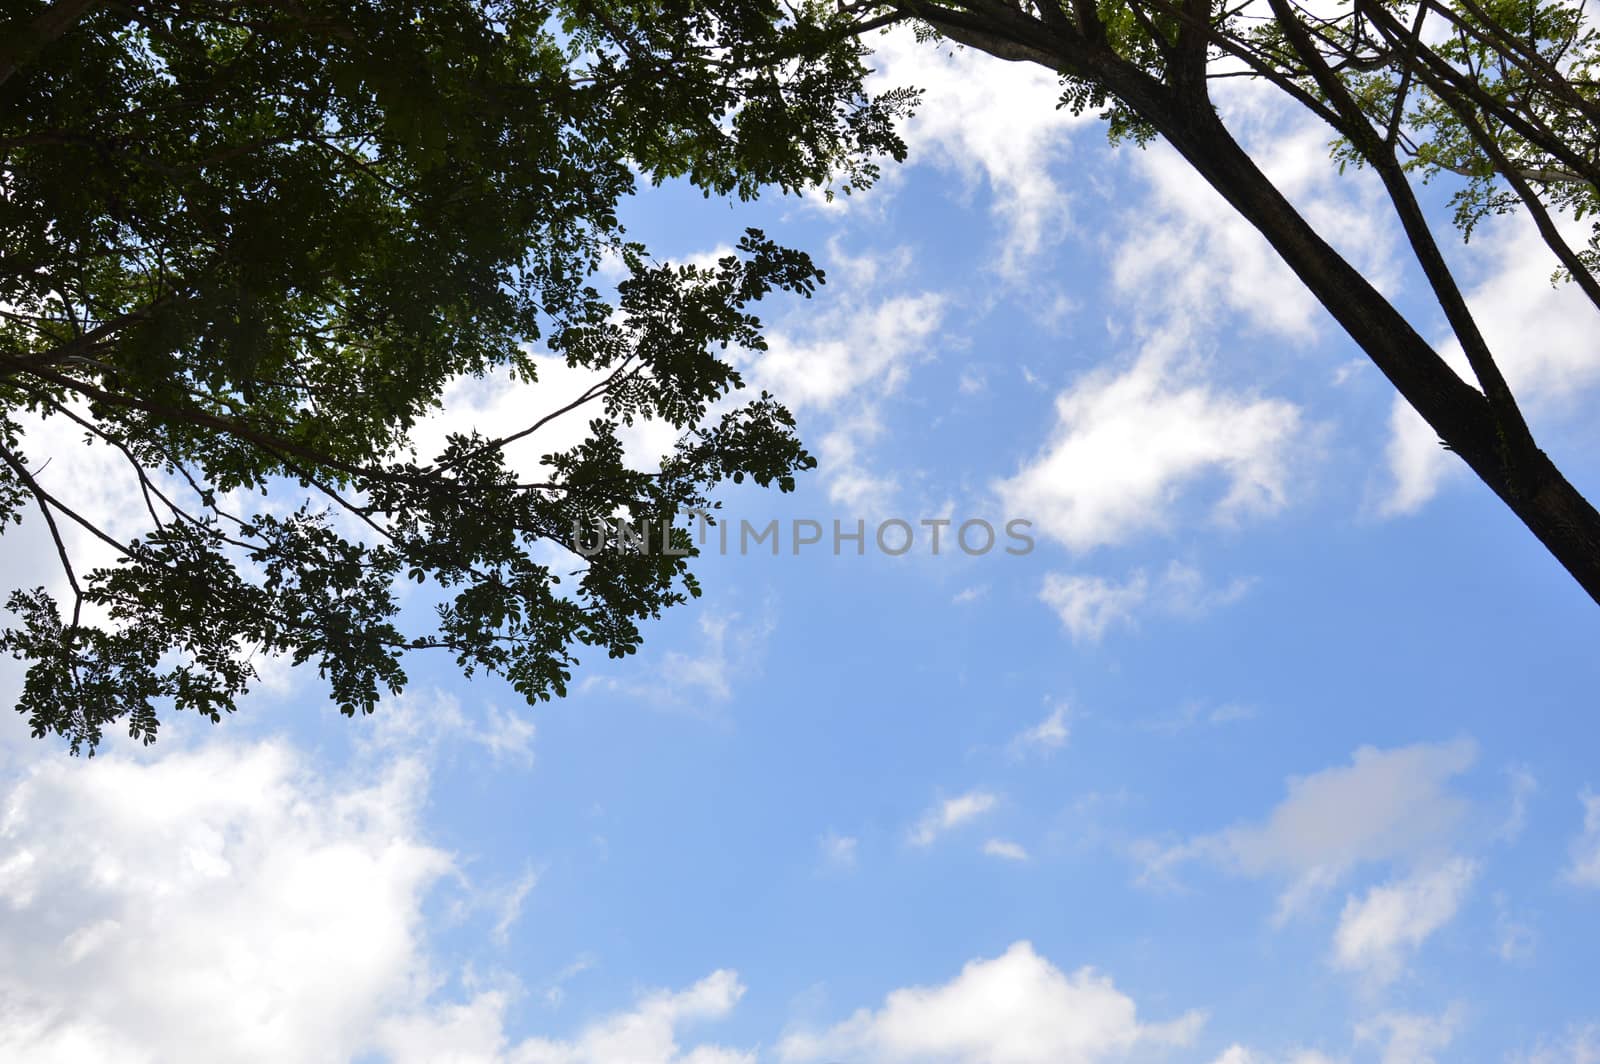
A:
<box><xmin>1355</xmin><ymin>1007</ymin><xmax>1463</xmax><ymax>1064</ymax></box>
<box><xmin>983</xmin><ymin>839</ymin><xmax>1030</xmax><ymax>862</ymax></box>
<box><xmin>1331</xmin><ymin>857</ymin><xmax>1478</xmax><ymax>988</ymax></box>
<box><xmin>1140</xmin><ymin>701</ymin><xmax>1256</xmax><ymax>737</ymax></box>
<box><xmin>1011</xmin><ymin>702</ymin><xmax>1070</xmax><ymax>756</ymax></box>
<box><xmin>1135</xmin><ymin>739</ymin><xmax>1478</xmax><ymax>920</ymax></box>
<box><xmin>910</xmin><ymin>791</ymin><xmax>999</xmax><ymax>848</ymax></box>
<box><xmin>951</xmin><ymin>584</ymin><xmax>989</xmax><ymax>605</ymax></box>
<box><xmin>1040</xmin><ymin>562</ymin><xmax>1252</xmax><ymax>642</ymax></box>
<box><xmin>582</xmin><ymin>604</ymin><xmax>775</xmax><ymax>709</ymax></box>
<box><xmin>1566</xmin><ymin>789</ymin><xmax>1600</xmax><ymax>888</ymax></box>
<box><xmin>490</xmin><ymin>866</ymin><xmax>540</xmax><ymax>947</ymax></box>
<box><xmin>866</xmin><ymin>29</ymin><xmax>1094</xmax><ymax>277</ymax></box>
<box><xmin>819</xmin><ymin>832</ymin><xmax>859</xmax><ymax>871</ymax></box>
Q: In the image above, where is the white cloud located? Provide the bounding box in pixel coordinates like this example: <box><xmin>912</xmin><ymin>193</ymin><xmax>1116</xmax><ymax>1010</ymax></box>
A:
<box><xmin>476</xmin><ymin>707</ymin><xmax>539</xmax><ymax>767</ymax></box>
<box><xmin>997</xmin><ymin>351</ymin><xmax>1302</xmax><ymax>552</ymax></box>
<box><xmin>1138</xmin><ymin>739</ymin><xmax>1477</xmax><ymax>913</ymax></box>
<box><xmin>983</xmin><ymin>839</ymin><xmax>1030</xmax><ymax>862</ymax></box>
<box><xmin>490</xmin><ymin>867</ymin><xmax>541</xmax><ymax>947</ymax></box>
<box><xmin>418</xmin><ymin>354</ymin><xmax>680</xmax><ymax>483</ymax></box>
<box><xmin>819</xmin><ymin>832</ymin><xmax>859</xmax><ymax>871</ymax></box>
<box><xmin>659</xmin><ymin>612</ymin><xmax>745</xmax><ymax>702</ymax></box>
<box><xmin>1110</xmin><ymin>85</ymin><xmax>1402</xmax><ymax>343</ymax></box>
<box><xmin>952</xmin><ymin>584</ymin><xmax>989</xmax><ymax>605</ymax></box>
<box><xmin>1040</xmin><ymin>562</ymin><xmax>1252</xmax><ymax>641</ymax></box>
<box><xmin>0</xmin><ymin>738</ymin><xmax>451</xmax><ymax>1064</ymax></box>
<box><xmin>778</xmin><ymin>940</ymin><xmax>1203</xmax><ymax>1064</ymax></box>
<box><xmin>866</xmin><ymin>31</ymin><xmax>1092</xmax><ymax>275</ymax></box>
<box><xmin>0</xmin><ymin>721</ymin><xmax>767</xmax><ymax>1064</ymax></box>
<box><xmin>1331</xmin><ymin>857</ymin><xmax>1478</xmax><ymax>987</ymax></box>
<box><xmin>1113</xmin><ymin>148</ymin><xmax>1319</xmax><ymax>341</ymax></box>
<box><xmin>582</xmin><ymin>605</ymin><xmax>774</xmax><ymax>709</ymax></box>
<box><xmin>360</xmin><ymin>690</ymin><xmax>535</xmax><ymax>769</ymax></box>
<box><xmin>1207</xmin><ymin>1048</ymin><xmax>1341</xmax><ymax>1064</ymax></box>
<box><xmin>1215</xmin><ymin>739</ymin><xmax>1473</xmax><ymax>875</ymax></box>
<box><xmin>1156</xmin><ymin>560</ymin><xmax>1257</xmax><ymax>615</ymax></box>
<box><xmin>496</xmin><ymin>970</ymin><xmax>751</xmax><ymax>1064</ymax></box>
<box><xmin>377</xmin><ymin>991</ymin><xmax>514</xmax><ymax>1063</ymax></box>
<box><xmin>822</xmin><ymin>238</ymin><xmax>916</xmax><ymax>288</ymax></box>
<box><xmin>755</xmin><ymin>293</ymin><xmax>944</xmax><ymax>414</ymax></box>
<box><xmin>1382</xmin><ymin>399</ymin><xmax>1454</xmax><ymax>518</ymax></box>
<box><xmin>1211</xmin><ymin>1049</ymin><xmax>1256</xmax><ymax>1064</ymax></box>
<box><xmin>1040</xmin><ymin>571</ymin><xmax>1149</xmax><ymax>642</ymax></box>
<box><xmin>910</xmin><ymin>791</ymin><xmax>999</xmax><ymax>847</ymax></box>
<box><xmin>752</xmin><ymin>282</ymin><xmax>945</xmax><ymax>509</ymax></box>
<box><xmin>1354</xmin><ymin>1008</ymin><xmax>1462</xmax><ymax>1064</ymax></box>
<box><xmin>1498</xmin><ymin>765</ymin><xmax>1539</xmax><ymax>842</ymax></box>
<box><xmin>1141</xmin><ymin>701</ymin><xmax>1256</xmax><ymax>737</ymax></box>
<box><xmin>1512</xmin><ymin>1024</ymin><xmax>1600</xmax><ymax>1064</ymax></box>
<box><xmin>378</xmin><ymin>969</ymin><xmax>754</xmax><ymax>1064</ymax></box>
<box><xmin>540</xmin><ymin>954</ymin><xmax>599</xmax><ymax>1010</ymax></box>
<box><xmin>1493</xmin><ymin>891</ymin><xmax>1537</xmax><ymax>963</ymax></box>
<box><xmin>1011</xmin><ymin>702</ymin><xmax>1070</xmax><ymax>754</ymax></box>
<box><xmin>1565</xmin><ymin>789</ymin><xmax>1600</xmax><ymax>888</ymax></box>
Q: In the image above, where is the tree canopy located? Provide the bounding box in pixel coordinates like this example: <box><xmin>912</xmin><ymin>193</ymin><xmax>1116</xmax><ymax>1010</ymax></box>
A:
<box><xmin>0</xmin><ymin>0</ymin><xmax>913</xmax><ymax>752</ymax></box>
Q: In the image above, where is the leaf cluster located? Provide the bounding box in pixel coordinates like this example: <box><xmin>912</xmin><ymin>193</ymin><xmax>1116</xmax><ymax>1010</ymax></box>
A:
<box><xmin>0</xmin><ymin>0</ymin><xmax>907</xmax><ymax>751</ymax></box>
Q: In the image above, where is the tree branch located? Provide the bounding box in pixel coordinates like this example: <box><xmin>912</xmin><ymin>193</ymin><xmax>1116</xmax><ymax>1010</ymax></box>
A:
<box><xmin>1268</xmin><ymin>0</ymin><xmax>1540</xmax><ymax>476</ymax></box>
<box><xmin>0</xmin><ymin>0</ymin><xmax>104</xmax><ymax>89</ymax></box>
<box><xmin>0</xmin><ymin>441</ymin><xmax>84</xmax><ymax>628</ymax></box>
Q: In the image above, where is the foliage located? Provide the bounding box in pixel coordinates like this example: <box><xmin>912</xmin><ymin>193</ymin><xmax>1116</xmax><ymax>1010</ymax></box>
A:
<box><xmin>0</xmin><ymin>0</ymin><xmax>913</xmax><ymax>752</ymax></box>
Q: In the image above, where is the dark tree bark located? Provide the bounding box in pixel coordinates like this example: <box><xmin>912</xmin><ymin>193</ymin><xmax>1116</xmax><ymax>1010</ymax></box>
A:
<box><xmin>0</xmin><ymin>0</ymin><xmax>104</xmax><ymax>88</ymax></box>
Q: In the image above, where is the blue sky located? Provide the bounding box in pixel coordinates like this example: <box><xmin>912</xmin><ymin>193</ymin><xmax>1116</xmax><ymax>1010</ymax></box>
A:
<box><xmin>4</xmin><ymin>26</ymin><xmax>1600</xmax><ymax>1064</ymax></box>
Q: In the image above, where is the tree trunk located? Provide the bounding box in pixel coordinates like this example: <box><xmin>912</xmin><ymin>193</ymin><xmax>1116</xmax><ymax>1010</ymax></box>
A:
<box><xmin>1153</xmin><ymin>101</ymin><xmax>1600</xmax><ymax>604</ymax></box>
<box><xmin>916</xmin><ymin>6</ymin><xmax>1600</xmax><ymax>603</ymax></box>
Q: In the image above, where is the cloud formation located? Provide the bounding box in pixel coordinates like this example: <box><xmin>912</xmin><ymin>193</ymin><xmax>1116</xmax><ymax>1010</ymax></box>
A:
<box><xmin>1011</xmin><ymin>703</ymin><xmax>1070</xmax><ymax>755</ymax></box>
<box><xmin>778</xmin><ymin>941</ymin><xmax>1203</xmax><ymax>1064</ymax></box>
<box><xmin>867</xmin><ymin>31</ymin><xmax>1091</xmax><ymax>275</ymax></box>
<box><xmin>997</xmin><ymin>352</ymin><xmax>1302</xmax><ymax>553</ymax></box>
<box><xmin>910</xmin><ymin>791</ymin><xmax>999</xmax><ymax>847</ymax></box>
<box><xmin>752</xmin><ymin>272</ymin><xmax>945</xmax><ymax>510</ymax></box>
<box><xmin>1355</xmin><ymin>1008</ymin><xmax>1463</xmax><ymax>1064</ymax></box>
<box><xmin>1565</xmin><ymin>789</ymin><xmax>1600</xmax><ymax>888</ymax></box>
<box><xmin>1138</xmin><ymin>739</ymin><xmax>1477</xmax><ymax>916</ymax></box>
<box><xmin>0</xmin><ymin>739</ymin><xmax>449</xmax><ymax>1064</ymax></box>
<box><xmin>1039</xmin><ymin>562</ymin><xmax>1252</xmax><ymax>641</ymax></box>
<box><xmin>0</xmin><ymin>724</ymin><xmax>765</xmax><ymax>1064</ymax></box>
<box><xmin>1332</xmin><ymin>858</ymin><xmax>1478</xmax><ymax>987</ymax></box>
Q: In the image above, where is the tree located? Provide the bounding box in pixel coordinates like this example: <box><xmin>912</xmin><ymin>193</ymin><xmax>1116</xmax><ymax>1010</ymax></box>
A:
<box><xmin>0</xmin><ymin>0</ymin><xmax>914</xmax><ymax>752</ymax></box>
<box><xmin>9</xmin><ymin>0</ymin><xmax>1597</xmax><ymax>753</ymax></box>
<box><xmin>809</xmin><ymin>0</ymin><xmax>1600</xmax><ymax>604</ymax></box>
